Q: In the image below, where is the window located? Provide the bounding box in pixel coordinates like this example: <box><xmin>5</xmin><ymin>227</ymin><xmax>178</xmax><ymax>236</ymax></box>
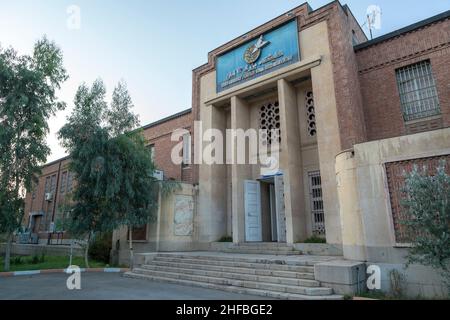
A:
<box><xmin>60</xmin><ymin>171</ymin><xmax>67</xmax><ymax>194</ymax></box>
<box><xmin>396</xmin><ymin>60</ymin><xmax>441</xmax><ymax>122</ymax></box>
<box><xmin>182</xmin><ymin>133</ymin><xmax>191</xmax><ymax>166</ymax></box>
<box><xmin>148</xmin><ymin>144</ymin><xmax>155</xmax><ymax>163</ymax></box>
<box><xmin>44</xmin><ymin>174</ymin><xmax>57</xmax><ymax>195</ymax></box>
<box><xmin>50</xmin><ymin>175</ymin><xmax>56</xmax><ymax>193</ymax></box>
<box><xmin>308</xmin><ymin>171</ymin><xmax>325</xmax><ymax>236</ymax></box>
<box><xmin>44</xmin><ymin>176</ymin><xmax>51</xmax><ymax>194</ymax></box>
<box><xmin>259</xmin><ymin>101</ymin><xmax>281</xmax><ymax>146</ymax></box>
<box><xmin>66</xmin><ymin>172</ymin><xmax>73</xmax><ymax>193</ymax></box>
<box><xmin>305</xmin><ymin>91</ymin><xmax>317</xmax><ymax>137</ymax></box>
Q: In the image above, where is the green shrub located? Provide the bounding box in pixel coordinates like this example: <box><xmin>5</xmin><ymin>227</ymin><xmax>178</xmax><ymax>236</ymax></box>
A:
<box><xmin>12</xmin><ymin>256</ymin><xmax>23</xmax><ymax>265</ymax></box>
<box><xmin>303</xmin><ymin>236</ymin><xmax>326</xmax><ymax>244</ymax></box>
<box><xmin>217</xmin><ymin>236</ymin><xmax>233</xmax><ymax>242</ymax></box>
<box><xmin>89</xmin><ymin>232</ymin><xmax>112</xmax><ymax>264</ymax></box>
<box><xmin>30</xmin><ymin>255</ymin><xmax>40</xmax><ymax>264</ymax></box>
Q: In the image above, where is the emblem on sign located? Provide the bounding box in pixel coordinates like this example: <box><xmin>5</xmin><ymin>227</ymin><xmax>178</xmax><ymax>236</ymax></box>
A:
<box><xmin>243</xmin><ymin>35</ymin><xmax>270</xmax><ymax>64</ymax></box>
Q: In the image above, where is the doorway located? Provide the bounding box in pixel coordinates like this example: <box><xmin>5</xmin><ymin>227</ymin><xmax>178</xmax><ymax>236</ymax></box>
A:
<box><xmin>244</xmin><ymin>175</ymin><xmax>286</xmax><ymax>243</ymax></box>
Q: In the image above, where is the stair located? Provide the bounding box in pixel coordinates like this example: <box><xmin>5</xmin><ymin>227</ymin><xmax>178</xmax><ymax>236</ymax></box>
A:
<box><xmin>220</xmin><ymin>243</ymin><xmax>302</xmax><ymax>255</ymax></box>
<box><xmin>124</xmin><ymin>252</ymin><xmax>342</xmax><ymax>300</ymax></box>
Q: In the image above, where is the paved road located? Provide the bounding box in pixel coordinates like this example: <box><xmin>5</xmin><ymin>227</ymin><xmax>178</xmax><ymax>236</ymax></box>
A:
<box><xmin>0</xmin><ymin>273</ymin><xmax>268</xmax><ymax>300</ymax></box>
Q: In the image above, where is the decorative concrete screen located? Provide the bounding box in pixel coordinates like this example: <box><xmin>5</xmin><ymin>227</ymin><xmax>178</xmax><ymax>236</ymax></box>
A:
<box><xmin>259</xmin><ymin>101</ymin><xmax>281</xmax><ymax>146</ymax></box>
<box><xmin>216</xmin><ymin>19</ymin><xmax>300</xmax><ymax>93</ymax></box>
<box><xmin>385</xmin><ymin>155</ymin><xmax>450</xmax><ymax>243</ymax></box>
<box><xmin>173</xmin><ymin>195</ymin><xmax>195</xmax><ymax>236</ymax></box>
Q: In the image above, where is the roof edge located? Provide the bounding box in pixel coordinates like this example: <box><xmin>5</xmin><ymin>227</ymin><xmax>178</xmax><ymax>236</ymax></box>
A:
<box><xmin>354</xmin><ymin>10</ymin><xmax>450</xmax><ymax>51</ymax></box>
<box><xmin>140</xmin><ymin>108</ymin><xmax>192</xmax><ymax>131</ymax></box>
<box><xmin>41</xmin><ymin>108</ymin><xmax>192</xmax><ymax>168</ymax></box>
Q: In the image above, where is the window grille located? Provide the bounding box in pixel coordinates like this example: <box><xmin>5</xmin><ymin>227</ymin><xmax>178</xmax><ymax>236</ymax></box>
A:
<box><xmin>396</xmin><ymin>60</ymin><xmax>440</xmax><ymax>122</ymax></box>
<box><xmin>308</xmin><ymin>171</ymin><xmax>325</xmax><ymax>236</ymax></box>
<box><xmin>259</xmin><ymin>101</ymin><xmax>281</xmax><ymax>146</ymax></box>
<box><xmin>305</xmin><ymin>91</ymin><xmax>317</xmax><ymax>137</ymax></box>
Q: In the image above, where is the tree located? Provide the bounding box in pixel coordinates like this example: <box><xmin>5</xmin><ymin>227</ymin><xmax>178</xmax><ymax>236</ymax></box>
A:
<box><xmin>401</xmin><ymin>161</ymin><xmax>450</xmax><ymax>294</ymax></box>
<box><xmin>58</xmin><ymin>79</ymin><xmax>158</xmax><ymax>267</ymax></box>
<box><xmin>0</xmin><ymin>37</ymin><xmax>67</xmax><ymax>271</ymax></box>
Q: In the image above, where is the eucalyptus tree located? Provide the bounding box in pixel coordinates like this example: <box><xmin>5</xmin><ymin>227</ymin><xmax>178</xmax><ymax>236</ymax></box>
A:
<box><xmin>59</xmin><ymin>80</ymin><xmax>159</xmax><ymax>267</ymax></box>
<box><xmin>0</xmin><ymin>37</ymin><xmax>68</xmax><ymax>271</ymax></box>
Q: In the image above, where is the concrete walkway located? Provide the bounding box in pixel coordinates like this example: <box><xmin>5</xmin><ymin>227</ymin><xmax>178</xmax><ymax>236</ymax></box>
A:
<box><xmin>0</xmin><ymin>273</ymin><xmax>270</xmax><ymax>300</ymax></box>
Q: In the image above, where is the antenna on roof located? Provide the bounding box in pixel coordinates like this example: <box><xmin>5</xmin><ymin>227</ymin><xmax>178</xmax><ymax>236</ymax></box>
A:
<box><xmin>363</xmin><ymin>5</ymin><xmax>382</xmax><ymax>40</ymax></box>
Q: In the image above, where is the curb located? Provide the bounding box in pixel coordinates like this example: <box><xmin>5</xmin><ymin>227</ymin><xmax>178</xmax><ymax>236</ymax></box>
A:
<box><xmin>0</xmin><ymin>268</ymin><xmax>130</xmax><ymax>278</ymax></box>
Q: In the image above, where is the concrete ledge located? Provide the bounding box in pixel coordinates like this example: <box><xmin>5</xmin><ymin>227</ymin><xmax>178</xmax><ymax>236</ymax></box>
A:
<box><xmin>314</xmin><ymin>260</ymin><xmax>366</xmax><ymax>295</ymax></box>
<box><xmin>0</xmin><ymin>243</ymin><xmax>83</xmax><ymax>257</ymax></box>
<box><xmin>0</xmin><ymin>268</ymin><xmax>130</xmax><ymax>278</ymax></box>
<box><xmin>209</xmin><ymin>242</ymin><xmax>234</xmax><ymax>251</ymax></box>
<box><xmin>133</xmin><ymin>253</ymin><xmax>159</xmax><ymax>266</ymax></box>
<box><xmin>293</xmin><ymin>243</ymin><xmax>343</xmax><ymax>256</ymax></box>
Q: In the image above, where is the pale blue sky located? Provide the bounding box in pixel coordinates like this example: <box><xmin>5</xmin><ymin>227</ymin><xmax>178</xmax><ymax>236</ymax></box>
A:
<box><xmin>0</xmin><ymin>0</ymin><xmax>448</xmax><ymax>162</ymax></box>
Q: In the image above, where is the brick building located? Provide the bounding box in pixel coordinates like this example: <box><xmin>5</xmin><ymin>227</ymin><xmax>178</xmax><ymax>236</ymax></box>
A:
<box><xmin>22</xmin><ymin>1</ymin><xmax>450</xmax><ymax>298</ymax></box>
<box><xmin>22</xmin><ymin>108</ymin><xmax>194</xmax><ymax>244</ymax></box>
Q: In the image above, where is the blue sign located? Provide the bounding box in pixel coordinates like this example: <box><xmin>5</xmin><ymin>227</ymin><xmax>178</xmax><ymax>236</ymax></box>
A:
<box><xmin>216</xmin><ymin>19</ymin><xmax>300</xmax><ymax>93</ymax></box>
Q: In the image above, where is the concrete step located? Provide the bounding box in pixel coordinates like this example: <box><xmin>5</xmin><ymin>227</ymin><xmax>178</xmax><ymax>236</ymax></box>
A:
<box><xmin>153</xmin><ymin>256</ymin><xmax>315</xmax><ymax>272</ymax></box>
<box><xmin>141</xmin><ymin>264</ymin><xmax>319</xmax><ymax>287</ymax></box>
<box><xmin>150</xmin><ymin>260</ymin><xmax>315</xmax><ymax>280</ymax></box>
<box><xmin>124</xmin><ymin>272</ymin><xmax>343</xmax><ymax>300</ymax></box>
<box><xmin>221</xmin><ymin>249</ymin><xmax>301</xmax><ymax>255</ymax></box>
<box><xmin>230</xmin><ymin>242</ymin><xmax>294</xmax><ymax>250</ymax></box>
<box><xmin>130</xmin><ymin>268</ymin><xmax>334</xmax><ymax>296</ymax></box>
<box><xmin>156</xmin><ymin>253</ymin><xmax>317</xmax><ymax>266</ymax></box>
<box><xmin>223</xmin><ymin>243</ymin><xmax>302</xmax><ymax>255</ymax></box>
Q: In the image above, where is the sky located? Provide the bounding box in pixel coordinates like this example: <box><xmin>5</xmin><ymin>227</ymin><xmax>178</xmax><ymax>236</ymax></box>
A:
<box><xmin>0</xmin><ymin>0</ymin><xmax>448</xmax><ymax>163</ymax></box>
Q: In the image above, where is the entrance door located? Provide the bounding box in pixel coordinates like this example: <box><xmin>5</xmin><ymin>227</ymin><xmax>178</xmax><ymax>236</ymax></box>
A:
<box><xmin>274</xmin><ymin>175</ymin><xmax>287</xmax><ymax>242</ymax></box>
<box><xmin>244</xmin><ymin>180</ymin><xmax>262</xmax><ymax>242</ymax></box>
<box><xmin>269</xmin><ymin>184</ymin><xmax>278</xmax><ymax>241</ymax></box>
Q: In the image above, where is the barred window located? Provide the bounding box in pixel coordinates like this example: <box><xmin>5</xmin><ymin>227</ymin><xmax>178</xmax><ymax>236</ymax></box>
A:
<box><xmin>396</xmin><ymin>60</ymin><xmax>440</xmax><ymax>122</ymax></box>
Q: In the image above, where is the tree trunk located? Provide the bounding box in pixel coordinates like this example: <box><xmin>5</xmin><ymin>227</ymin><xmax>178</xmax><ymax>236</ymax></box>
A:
<box><xmin>4</xmin><ymin>233</ymin><xmax>13</xmax><ymax>272</ymax></box>
<box><xmin>84</xmin><ymin>232</ymin><xmax>92</xmax><ymax>269</ymax></box>
<box><xmin>129</xmin><ymin>225</ymin><xmax>134</xmax><ymax>269</ymax></box>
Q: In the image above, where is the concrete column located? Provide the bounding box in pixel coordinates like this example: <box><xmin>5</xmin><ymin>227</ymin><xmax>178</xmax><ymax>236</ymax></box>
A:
<box><xmin>335</xmin><ymin>151</ymin><xmax>366</xmax><ymax>261</ymax></box>
<box><xmin>197</xmin><ymin>104</ymin><xmax>228</xmax><ymax>243</ymax></box>
<box><xmin>278</xmin><ymin>79</ymin><xmax>307</xmax><ymax>243</ymax></box>
<box><xmin>231</xmin><ymin>96</ymin><xmax>252</xmax><ymax>243</ymax></box>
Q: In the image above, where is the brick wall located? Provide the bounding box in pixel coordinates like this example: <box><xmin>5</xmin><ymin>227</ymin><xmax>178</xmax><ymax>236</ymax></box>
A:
<box><xmin>356</xmin><ymin>17</ymin><xmax>450</xmax><ymax>141</ymax></box>
<box><xmin>23</xmin><ymin>110</ymin><xmax>196</xmax><ymax>241</ymax></box>
<box><xmin>142</xmin><ymin>110</ymin><xmax>195</xmax><ymax>183</ymax></box>
<box><xmin>385</xmin><ymin>155</ymin><xmax>450</xmax><ymax>243</ymax></box>
<box><xmin>326</xmin><ymin>4</ymin><xmax>368</xmax><ymax>150</ymax></box>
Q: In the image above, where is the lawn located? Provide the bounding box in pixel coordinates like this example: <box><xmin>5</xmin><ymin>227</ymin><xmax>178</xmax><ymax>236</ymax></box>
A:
<box><xmin>0</xmin><ymin>255</ymin><xmax>107</xmax><ymax>272</ymax></box>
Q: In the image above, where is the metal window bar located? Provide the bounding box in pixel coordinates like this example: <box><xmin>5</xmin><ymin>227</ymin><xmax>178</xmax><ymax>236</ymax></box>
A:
<box><xmin>308</xmin><ymin>171</ymin><xmax>325</xmax><ymax>236</ymax></box>
<box><xmin>396</xmin><ymin>60</ymin><xmax>440</xmax><ymax>121</ymax></box>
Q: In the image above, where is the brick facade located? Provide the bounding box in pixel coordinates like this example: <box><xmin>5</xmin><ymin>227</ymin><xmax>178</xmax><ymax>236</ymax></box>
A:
<box><xmin>23</xmin><ymin>109</ymin><xmax>195</xmax><ymax>241</ymax></box>
<box><xmin>355</xmin><ymin>16</ymin><xmax>450</xmax><ymax>141</ymax></box>
<box><xmin>141</xmin><ymin>109</ymin><xmax>195</xmax><ymax>183</ymax></box>
<box><xmin>385</xmin><ymin>155</ymin><xmax>450</xmax><ymax>243</ymax></box>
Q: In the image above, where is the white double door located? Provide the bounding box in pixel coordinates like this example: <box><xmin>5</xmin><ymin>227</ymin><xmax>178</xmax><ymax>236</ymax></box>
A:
<box><xmin>244</xmin><ymin>175</ymin><xmax>286</xmax><ymax>242</ymax></box>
